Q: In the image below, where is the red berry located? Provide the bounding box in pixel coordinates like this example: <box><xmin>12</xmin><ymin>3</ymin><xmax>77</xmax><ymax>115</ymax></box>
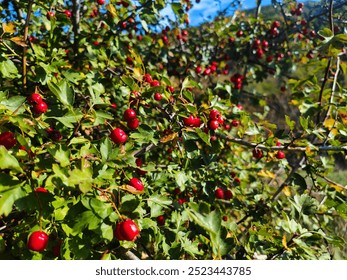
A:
<box><xmin>166</xmin><ymin>86</ymin><xmax>175</xmax><ymax>93</ymax></box>
<box><xmin>35</xmin><ymin>187</ymin><xmax>48</xmax><ymax>193</ymax></box>
<box><xmin>215</xmin><ymin>188</ymin><xmax>225</xmax><ymax>199</ymax></box>
<box><xmin>276</xmin><ymin>151</ymin><xmax>286</xmax><ymax>159</ymax></box>
<box><xmin>143</xmin><ymin>73</ymin><xmax>152</xmax><ymax>83</ymax></box>
<box><xmin>236</xmin><ymin>30</ymin><xmax>243</xmax><ymax>37</ymax></box>
<box><xmin>32</xmin><ymin>101</ymin><xmax>48</xmax><ymax>115</ymax></box>
<box><xmin>156</xmin><ymin>215</ymin><xmax>165</xmax><ymax>226</ymax></box>
<box><xmin>195</xmin><ymin>66</ymin><xmax>202</xmax><ymax>74</ymax></box>
<box><xmin>222</xmin><ymin>216</ymin><xmax>228</xmax><ymax>222</ymax></box>
<box><xmin>154</xmin><ymin>92</ymin><xmax>162</xmax><ymax>101</ymax></box>
<box><xmin>224</xmin><ymin>190</ymin><xmax>233</xmax><ymax>200</ymax></box>
<box><xmin>150</xmin><ymin>80</ymin><xmax>160</xmax><ymax>87</ymax></box>
<box><xmin>27</xmin><ymin>93</ymin><xmax>43</xmax><ymax>105</ymax></box>
<box><xmin>47</xmin><ymin>129</ymin><xmax>62</xmax><ymax>142</ymax></box>
<box><xmin>0</xmin><ymin>131</ymin><xmax>17</xmax><ymax>149</ymax></box>
<box><xmin>110</xmin><ymin>128</ymin><xmax>128</xmax><ymax>144</ymax></box>
<box><xmin>252</xmin><ymin>148</ymin><xmax>263</xmax><ymax>159</ymax></box>
<box><xmin>64</xmin><ymin>10</ymin><xmax>72</xmax><ymax>17</ymax></box>
<box><xmin>46</xmin><ymin>11</ymin><xmax>55</xmax><ymax>20</ymax></box>
<box><xmin>231</xmin><ymin>120</ymin><xmax>240</xmax><ymax>127</ymax></box>
<box><xmin>272</xmin><ymin>20</ymin><xmax>280</xmax><ymax>28</ymax></box>
<box><xmin>262</xmin><ymin>40</ymin><xmax>269</xmax><ymax>49</ymax></box>
<box><xmin>129</xmin><ymin>177</ymin><xmax>144</xmax><ymax>191</ymax></box>
<box><xmin>115</xmin><ymin>219</ymin><xmax>140</xmax><ymax>241</ymax></box>
<box><xmin>123</xmin><ymin>108</ymin><xmax>137</xmax><ymax>121</ymax></box>
<box><xmin>183</xmin><ymin>115</ymin><xmax>200</xmax><ymax>127</ymax></box>
<box><xmin>209</xmin><ymin>109</ymin><xmax>220</xmax><ymax>120</ymax></box>
<box><xmin>203</xmin><ymin>68</ymin><xmax>211</xmax><ymax>76</ymax></box>
<box><xmin>27</xmin><ymin>231</ymin><xmax>49</xmax><ymax>252</ymax></box>
<box><xmin>97</xmin><ymin>0</ymin><xmax>105</xmax><ymax>5</ymax></box>
<box><xmin>208</xmin><ymin>120</ymin><xmax>219</xmax><ymax>130</ymax></box>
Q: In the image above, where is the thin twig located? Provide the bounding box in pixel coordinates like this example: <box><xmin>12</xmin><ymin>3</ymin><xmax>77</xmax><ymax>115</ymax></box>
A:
<box><xmin>22</xmin><ymin>0</ymin><xmax>34</xmax><ymax>92</ymax></box>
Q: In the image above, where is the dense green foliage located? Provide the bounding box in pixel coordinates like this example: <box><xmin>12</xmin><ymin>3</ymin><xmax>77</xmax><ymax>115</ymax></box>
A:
<box><xmin>0</xmin><ymin>0</ymin><xmax>346</xmax><ymax>260</ymax></box>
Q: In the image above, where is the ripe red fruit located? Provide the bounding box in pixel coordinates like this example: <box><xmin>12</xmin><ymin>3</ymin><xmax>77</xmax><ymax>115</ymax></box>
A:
<box><xmin>127</xmin><ymin>118</ymin><xmax>139</xmax><ymax>130</ymax></box>
<box><xmin>35</xmin><ymin>187</ymin><xmax>48</xmax><ymax>193</ymax></box>
<box><xmin>32</xmin><ymin>101</ymin><xmax>48</xmax><ymax>115</ymax></box>
<box><xmin>208</xmin><ymin>119</ymin><xmax>219</xmax><ymax>130</ymax></box>
<box><xmin>183</xmin><ymin>115</ymin><xmax>201</xmax><ymax>127</ymax></box>
<box><xmin>262</xmin><ymin>40</ymin><xmax>269</xmax><ymax>49</ymax></box>
<box><xmin>215</xmin><ymin>188</ymin><xmax>225</xmax><ymax>199</ymax></box>
<box><xmin>115</xmin><ymin>219</ymin><xmax>140</xmax><ymax>241</ymax></box>
<box><xmin>97</xmin><ymin>0</ymin><xmax>105</xmax><ymax>5</ymax></box>
<box><xmin>46</xmin><ymin>11</ymin><xmax>55</xmax><ymax>20</ymax></box>
<box><xmin>150</xmin><ymin>80</ymin><xmax>160</xmax><ymax>87</ymax></box>
<box><xmin>231</xmin><ymin>119</ymin><xmax>240</xmax><ymax>127</ymax></box>
<box><xmin>0</xmin><ymin>131</ymin><xmax>17</xmax><ymax>149</ymax></box>
<box><xmin>236</xmin><ymin>30</ymin><xmax>243</xmax><ymax>37</ymax></box>
<box><xmin>224</xmin><ymin>190</ymin><xmax>233</xmax><ymax>200</ymax></box>
<box><xmin>209</xmin><ymin>109</ymin><xmax>220</xmax><ymax>120</ymax></box>
<box><xmin>110</xmin><ymin>128</ymin><xmax>128</xmax><ymax>144</ymax></box>
<box><xmin>222</xmin><ymin>216</ymin><xmax>228</xmax><ymax>222</ymax></box>
<box><xmin>27</xmin><ymin>231</ymin><xmax>49</xmax><ymax>252</ymax></box>
<box><xmin>252</xmin><ymin>148</ymin><xmax>263</xmax><ymax>159</ymax></box>
<box><xmin>156</xmin><ymin>215</ymin><xmax>165</xmax><ymax>226</ymax></box>
<box><xmin>64</xmin><ymin>10</ymin><xmax>72</xmax><ymax>17</ymax></box>
<box><xmin>47</xmin><ymin>128</ymin><xmax>62</xmax><ymax>141</ymax></box>
<box><xmin>123</xmin><ymin>108</ymin><xmax>137</xmax><ymax>121</ymax></box>
<box><xmin>129</xmin><ymin>177</ymin><xmax>144</xmax><ymax>191</ymax></box>
<box><xmin>27</xmin><ymin>93</ymin><xmax>43</xmax><ymax>105</ymax></box>
<box><xmin>166</xmin><ymin>86</ymin><xmax>175</xmax><ymax>93</ymax></box>
<box><xmin>272</xmin><ymin>20</ymin><xmax>280</xmax><ymax>28</ymax></box>
<box><xmin>143</xmin><ymin>73</ymin><xmax>152</xmax><ymax>83</ymax></box>
<box><xmin>154</xmin><ymin>92</ymin><xmax>162</xmax><ymax>101</ymax></box>
<box><xmin>276</xmin><ymin>151</ymin><xmax>286</xmax><ymax>159</ymax></box>
<box><xmin>203</xmin><ymin>68</ymin><xmax>211</xmax><ymax>76</ymax></box>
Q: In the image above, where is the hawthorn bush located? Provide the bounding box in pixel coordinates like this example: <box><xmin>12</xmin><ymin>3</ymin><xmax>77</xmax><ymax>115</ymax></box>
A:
<box><xmin>0</xmin><ymin>0</ymin><xmax>346</xmax><ymax>260</ymax></box>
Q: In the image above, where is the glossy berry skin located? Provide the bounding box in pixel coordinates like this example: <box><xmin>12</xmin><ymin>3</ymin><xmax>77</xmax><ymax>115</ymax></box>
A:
<box><xmin>0</xmin><ymin>131</ymin><xmax>17</xmax><ymax>149</ymax></box>
<box><xmin>47</xmin><ymin>129</ymin><xmax>63</xmax><ymax>142</ymax></box>
<box><xmin>64</xmin><ymin>10</ymin><xmax>72</xmax><ymax>17</ymax></box>
<box><xmin>156</xmin><ymin>215</ymin><xmax>165</xmax><ymax>226</ymax></box>
<box><xmin>46</xmin><ymin>11</ymin><xmax>55</xmax><ymax>20</ymax></box>
<box><xmin>123</xmin><ymin>108</ymin><xmax>137</xmax><ymax>121</ymax></box>
<box><xmin>154</xmin><ymin>92</ymin><xmax>162</xmax><ymax>101</ymax></box>
<box><xmin>110</xmin><ymin>128</ymin><xmax>128</xmax><ymax>144</ymax></box>
<box><xmin>127</xmin><ymin>118</ymin><xmax>139</xmax><ymax>130</ymax></box>
<box><xmin>276</xmin><ymin>151</ymin><xmax>286</xmax><ymax>159</ymax></box>
<box><xmin>215</xmin><ymin>188</ymin><xmax>225</xmax><ymax>199</ymax></box>
<box><xmin>129</xmin><ymin>177</ymin><xmax>144</xmax><ymax>191</ymax></box>
<box><xmin>209</xmin><ymin>109</ymin><xmax>220</xmax><ymax>120</ymax></box>
<box><xmin>115</xmin><ymin>219</ymin><xmax>140</xmax><ymax>241</ymax></box>
<box><xmin>150</xmin><ymin>80</ymin><xmax>160</xmax><ymax>87</ymax></box>
<box><xmin>231</xmin><ymin>120</ymin><xmax>240</xmax><ymax>127</ymax></box>
<box><xmin>27</xmin><ymin>93</ymin><xmax>43</xmax><ymax>105</ymax></box>
<box><xmin>35</xmin><ymin>187</ymin><xmax>48</xmax><ymax>193</ymax></box>
<box><xmin>208</xmin><ymin>119</ymin><xmax>219</xmax><ymax>130</ymax></box>
<box><xmin>183</xmin><ymin>115</ymin><xmax>201</xmax><ymax>127</ymax></box>
<box><xmin>97</xmin><ymin>0</ymin><xmax>105</xmax><ymax>4</ymax></box>
<box><xmin>27</xmin><ymin>231</ymin><xmax>49</xmax><ymax>252</ymax></box>
<box><xmin>32</xmin><ymin>101</ymin><xmax>48</xmax><ymax>115</ymax></box>
<box><xmin>252</xmin><ymin>148</ymin><xmax>263</xmax><ymax>159</ymax></box>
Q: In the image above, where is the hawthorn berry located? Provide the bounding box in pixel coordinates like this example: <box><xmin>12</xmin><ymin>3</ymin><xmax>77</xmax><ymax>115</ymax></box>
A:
<box><xmin>208</xmin><ymin>119</ymin><xmax>219</xmax><ymax>130</ymax></box>
<box><xmin>252</xmin><ymin>148</ymin><xmax>263</xmax><ymax>159</ymax></box>
<box><xmin>123</xmin><ymin>108</ymin><xmax>137</xmax><ymax>121</ymax></box>
<box><xmin>154</xmin><ymin>92</ymin><xmax>162</xmax><ymax>101</ymax></box>
<box><xmin>231</xmin><ymin>120</ymin><xmax>240</xmax><ymax>127</ymax></box>
<box><xmin>0</xmin><ymin>131</ymin><xmax>17</xmax><ymax>149</ymax></box>
<box><xmin>35</xmin><ymin>187</ymin><xmax>48</xmax><ymax>193</ymax></box>
<box><xmin>27</xmin><ymin>93</ymin><xmax>43</xmax><ymax>105</ymax></box>
<box><xmin>64</xmin><ymin>10</ymin><xmax>72</xmax><ymax>17</ymax></box>
<box><xmin>115</xmin><ymin>219</ymin><xmax>140</xmax><ymax>241</ymax></box>
<box><xmin>32</xmin><ymin>101</ymin><xmax>48</xmax><ymax>115</ymax></box>
<box><xmin>156</xmin><ymin>215</ymin><xmax>165</xmax><ymax>226</ymax></box>
<box><xmin>215</xmin><ymin>188</ymin><xmax>225</xmax><ymax>199</ymax></box>
<box><xmin>27</xmin><ymin>231</ymin><xmax>49</xmax><ymax>252</ymax></box>
<box><xmin>276</xmin><ymin>151</ymin><xmax>286</xmax><ymax>159</ymax></box>
<box><xmin>110</xmin><ymin>128</ymin><xmax>128</xmax><ymax>144</ymax></box>
<box><xmin>129</xmin><ymin>177</ymin><xmax>144</xmax><ymax>191</ymax></box>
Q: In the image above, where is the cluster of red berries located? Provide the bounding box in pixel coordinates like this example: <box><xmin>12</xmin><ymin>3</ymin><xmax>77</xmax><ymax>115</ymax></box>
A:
<box><xmin>27</xmin><ymin>93</ymin><xmax>48</xmax><ymax>116</ymax></box>
<box><xmin>124</xmin><ymin>108</ymin><xmax>140</xmax><ymax>130</ymax></box>
<box><xmin>230</xmin><ymin>73</ymin><xmax>244</xmax><ymax>90</ymax></box>
<box><xmin>290</xmin><ymin>2</ymin><xmax>304</xmax><ymax>16</ymax></box>
<box><xmin>215</xmin><ymin>187</ymin><xmax>233</xmax><ymax>200</ymax></box>
<box><xmin>183</xmin><ymin>114</ymin><xmax>201</xmax><ymax>127</ymax></box>
<box><xmin>269</xmin><ymin>20</ymin><xmax>280</xmax><ymax>37</ymax></box>
<box><xmin>208</xmin><ymin>109</ymin><xmax>224</xmax><ymax>130</ymax></box>
<box><xmin>252</xmin><ymin>38</ymin><xmax>270</xmax><ymax>60</ymax></box>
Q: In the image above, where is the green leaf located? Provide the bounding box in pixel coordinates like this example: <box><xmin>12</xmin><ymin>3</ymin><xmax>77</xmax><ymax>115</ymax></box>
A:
<box><xmin>82</xmin><ymin>197</ymin><xmax>112</xmax><ymax>219</ymax></box>
<box><xmin>285</xmin><ymin>115</ymin><xmax>295</xmax><ymax>131</ymax></box>
<box><xmin>71</xmin><ymin>210</ymin><xmax>101</xmax><ymax>234</ymax></box>
<box><xmin>100</xmin><ymin>223</ymin><xmax>114</xmax><ymax>241</ymax></box>
<box><xmin>0</xmin><ymin>146</ymin><xmax>23</xmax><ymax>173</ymax></box>
<box><xmin>0</xmin><ymin>96</ymin><xmax>26</xmax><ymax>113</ymax></box>
<box><xmin>47</xmin><ymin>144</ymin><xmax>70</xmax><ymax>167</ymax></box>
<box><xmin>196</xmin><ymin>128</ymin><xmax>211</xmax><ymax>146</ymax></box>
<box><xmin>140</xmin><ymin>19</ymin><xmax>148</xmax><ymax>32</ymax></box>
<box><xmin>147</xmin><ymin>193</ymin><xmax>172</xmax><ymax>217</ymax></box>
<box><xmin>0</xmin><ymin>59</ymin><xmax>18</xmax><ymax>78</ymax></box>
<box><xmin>175</xmin><ymin>171</ymin><xmax>188</xmax><ymax>188</ymax></box>
<box><xmin>0</xmin><ymin>184</ymin><xmax>26</xmax><ymax>216</ymax></box>
<box><xmin>48</xmin><ymin>80</ymin><xmax>74</xmax><ymax>108</ymax></box>
<box><xmin>48</xmin><ymin>111</ymin><xmax>84</xmax><ymax>128</ymax></box>
<box><xmin>100</xmin><ymin>137</ymin><xmax>112</xmax><ymax>162</ymax></box>
<box><xmin>68</xmin><ymin>161</ymin><xmax>93</xmax><ymax>193</ymax></box>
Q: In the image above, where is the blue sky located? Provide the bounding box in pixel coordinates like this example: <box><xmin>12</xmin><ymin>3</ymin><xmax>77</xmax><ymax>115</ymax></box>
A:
<box><xmin>187</xmin><ymin>0</ymin><xmax>272</xmax><ymax>25</ymax></box>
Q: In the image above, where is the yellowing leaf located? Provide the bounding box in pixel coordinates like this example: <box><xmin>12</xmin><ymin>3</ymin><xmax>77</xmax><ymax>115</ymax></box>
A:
<box><xmin>330</xmin><ymin>184</ymin><xmax>345</xmax><ymax>193</ymax></box>
<box><xmin>282</xmin><ymin>235</ymin><xmax>291</xmax><ymax>251</ymax></box>
<box><xmin>282</xmin><ymin>185</ymin><xmax>291</xmax><ymax>197</ymax></box>
<box><xmin>10</xmin><ymin>36</ymin><xmax>27</xmax><ymax>47</ymax></box>
<box><xmin>106</xmin><ymin>4</ymin><xmax>118</xmax><ymax>18</ymax></box>
<box><xmin>323</xmin><ymin>118</ymin><xmax>335</xmax><ymax>129</ymax></box>
<box><xmin>257</xmin><ymin>169</ymin><xmax>275</xmax><ymax>179</ymax></box>
<box><xmin>119</xmin><ymin>184</ymin><xmax>144</xmax><ymax>195</ymax></box>
<box><xmin>2</xmin><ymin>22</ymin><xmax>16</xmax><ymax>33</ymax></box>
<box><xmin>160</xmin><ymin>132</ymin><xmax>178</xmax><ymax>143</ymax></box>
